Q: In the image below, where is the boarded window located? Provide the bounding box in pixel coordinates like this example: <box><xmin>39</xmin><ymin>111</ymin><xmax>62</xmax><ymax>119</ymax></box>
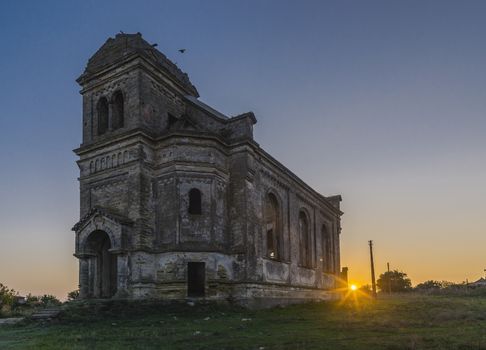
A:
<box><xmin>97</xmin><ymin>97</ymin><xmax>109</xmax><ymax>135</ymax></box>
<box><xmin>112</xmin><ymin>91</ymin><xmax>124</xmax><ymax>130</ymax></box>
<box><xmin>299</xmin><ymin>211</ymin><xmax>312</xmax><ymax>268</ymax></box>
<box><xmin>265</xmin><ymin>193</ymin><xmax>281</xmax><ymax>259</ymax></box>
<box><xmin>188</xmin><ymin>188</ymin><xmax>202</xmax><ymax>215</ymax></box>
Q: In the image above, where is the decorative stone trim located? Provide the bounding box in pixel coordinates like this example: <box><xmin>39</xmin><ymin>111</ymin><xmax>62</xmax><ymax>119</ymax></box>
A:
<box><xmin>72</xmin><ymin>206</ymin><xmax>133</xmax><ymax>232</ymax></box>
<box><xmin>89</xmin><ymin>150</ymin><xmax>131</xmax><ymax>174</ymax></box>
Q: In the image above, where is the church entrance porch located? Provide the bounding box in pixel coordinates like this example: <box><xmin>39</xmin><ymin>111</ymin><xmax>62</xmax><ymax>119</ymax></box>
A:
<box><xmin>85</xmin><ymin>230</ymin><xmax>117</xmax><ymax>298</ymax></box>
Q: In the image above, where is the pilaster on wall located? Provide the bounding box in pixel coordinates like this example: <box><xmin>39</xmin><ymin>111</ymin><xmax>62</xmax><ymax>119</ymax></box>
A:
<box><xmin>78</xmin><ymin>258</ymin><xmax>90</xmax><ymax>298</ymax></box>
<box><xmin>227</xmin><ymin>150</ymin><xmax>255</xmax><ymax>280</ymax></box>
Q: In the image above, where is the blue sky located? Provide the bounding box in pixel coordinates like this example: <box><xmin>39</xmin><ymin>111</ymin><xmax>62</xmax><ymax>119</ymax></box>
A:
<box><xmin>1</xmin><ymin>0</ymin><xmax>486</xmax><ymax>297</ymax></box>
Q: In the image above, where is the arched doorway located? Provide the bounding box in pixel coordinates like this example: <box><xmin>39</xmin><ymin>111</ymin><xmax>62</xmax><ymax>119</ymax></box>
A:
<box><xmin>85</xmin><ymin>230</ymin><xmax>117</xmax><ymax>298</ymax></box>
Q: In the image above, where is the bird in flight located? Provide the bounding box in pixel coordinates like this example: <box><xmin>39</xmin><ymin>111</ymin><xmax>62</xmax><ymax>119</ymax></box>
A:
<box><xmin>178</xmin><ymin>49</ymin><xmax>186</xmax><ymax>54</ymax></box>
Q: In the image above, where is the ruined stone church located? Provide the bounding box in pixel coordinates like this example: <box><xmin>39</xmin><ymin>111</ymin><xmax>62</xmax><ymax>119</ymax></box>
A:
<box><xmin>73</xmin><ymin>33</ymin><xmax>343</xmax><ymax>306</ymax></box>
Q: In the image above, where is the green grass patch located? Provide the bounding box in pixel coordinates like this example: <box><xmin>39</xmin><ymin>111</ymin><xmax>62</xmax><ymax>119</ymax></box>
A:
<box><xmin>1</xmin><ymin>295</ymin><xmax>486</xmax><ymax>349</ymax></box>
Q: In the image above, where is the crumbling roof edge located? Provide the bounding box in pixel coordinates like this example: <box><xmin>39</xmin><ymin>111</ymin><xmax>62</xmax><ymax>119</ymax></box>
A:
<box><xmin>77</xmin><ymin>33</ymin><xmax>199</xmax><ymax>97</ymax></box>
<box><xmin>184</xmin><ymin>95</ymin><xmax>258</xmax><ymax>126</ymax></box>
<box><xmin>184</xmin><ymin>95</ymin><xmax>228</xmax><ymax>120</ymax></box>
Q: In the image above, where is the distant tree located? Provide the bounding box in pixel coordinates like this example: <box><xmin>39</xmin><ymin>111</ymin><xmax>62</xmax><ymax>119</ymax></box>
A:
<box><xmin>40</xmin><ymin>294</ymin><xmax>61</xmax><ymax>307</ymax></box>
<box><xmin>440</xmin><ymin>281</ymin><xmax>455</xmax><ymax>289</ymax></box>
<box><xmin>67</xmin><ymin>289</ymin><xmax>79</xmax><ymax>301</ymax></box>
<box><xmin>415</xmin><ymin>280</ymin><xmax>448</xmax><ymax>292</ymax></box>
<box><xmin>377</xmin><ymin>270</ymin><xmax>412</xmax><ymax>293</ymax></box>
<box><xmin>415</xmin><ymin>280</ymin><xmax>442</xmax><ymax>291</ymax></box>
<box><xmin>24</xmin><ymin>294</ymin><xmax>42</xmax><ymax>307</ymax></box>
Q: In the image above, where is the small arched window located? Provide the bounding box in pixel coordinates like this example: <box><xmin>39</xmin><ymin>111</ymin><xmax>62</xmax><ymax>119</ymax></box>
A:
<box><xmin>299</xmin><ymin>211</ymin><xmax>312</xmax><ymax>268</ymax></box>
<box><xmin>188</xmin><ymin>188</ymin><xmax>202</xmax><ymax>215</ymax></box>
<box><xmin>265</xmin><ymin>193</ymin><xmax>281</xmax><ymax>259</ymax></box>
<box><xmin>112</xmin><ymin>91</ymin><xmax>124</xmax><ymax>130</ymax></box>
<box><xmin>97</xmin><ymin>97</ymin><xmax>109</xmax><ymax>135</ymax></box>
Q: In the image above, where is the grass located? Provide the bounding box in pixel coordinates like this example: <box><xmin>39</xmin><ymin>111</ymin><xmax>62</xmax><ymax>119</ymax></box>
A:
<box><xmin>1</xmin><ymin>294</ymin><xmax>486</xmax><ymax>349</ymax></box>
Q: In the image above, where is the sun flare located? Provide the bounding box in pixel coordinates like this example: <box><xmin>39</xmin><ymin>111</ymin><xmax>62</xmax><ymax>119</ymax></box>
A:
<box><xmin>350</xmin><ymin>284</ymin><xmax>358</xmax><ymax>291</ymax></box>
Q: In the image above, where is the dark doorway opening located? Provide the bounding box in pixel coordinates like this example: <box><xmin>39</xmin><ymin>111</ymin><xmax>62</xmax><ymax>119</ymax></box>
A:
<box><xmin>187</xmin><ymin>262</ymin><xmax>205</xmax><ymax>297</ymax></box>
<box><xmin>86</xmin><ymin>230</ymin><xmax>117</xmax><ymax>298</ymax></box>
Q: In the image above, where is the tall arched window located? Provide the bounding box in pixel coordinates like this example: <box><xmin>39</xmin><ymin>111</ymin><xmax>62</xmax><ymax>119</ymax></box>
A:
<box><xmin>188</xmin><ymin>188</ymin><xmax>202</xmax><ymax>215</ymax></box>
<box><xmin>111</xmin><ymin>91</ymin><xmax>124</xmax><ymax>130</ymax></box>
<box><xmin>97</xmin><ymin>97</ymin><xmax>109</xmax><ymax>135</ymax></box>
<box><xmin>321</xmin><ymin>224</ymin><xmax>332</xmax><ymax>272</ymax></box>
<box><xmin>299</xmin><ymin>211</ymin><xmax>312</xmax><ymax>268</ymax></box>
<box><xmin>265</xmin><ymin>193</ymin><xmax>281</xmax><ymax>259</ymax></box>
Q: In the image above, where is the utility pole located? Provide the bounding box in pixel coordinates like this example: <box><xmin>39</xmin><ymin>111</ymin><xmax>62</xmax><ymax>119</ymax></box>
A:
<box><xmin>387</xmin><ymin>262</ymin><xmax>391</xmax><ymax>294</ymax></box>
<box><xmin>369</xmin><ymin>240</ymin><xmax>377</xmax><ymax>298</ymax></box>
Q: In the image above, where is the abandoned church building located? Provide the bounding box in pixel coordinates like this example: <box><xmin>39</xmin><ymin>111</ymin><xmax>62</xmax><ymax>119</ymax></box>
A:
<box><xmin>72</xmin><ymin>33</ymin><xmax>343</xmax><ymax>306</ymax></box>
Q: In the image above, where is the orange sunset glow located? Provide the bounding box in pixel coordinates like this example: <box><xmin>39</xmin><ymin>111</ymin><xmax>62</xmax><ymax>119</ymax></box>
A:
<box><xmin>2</xmin><ymin>1</ymin><xmax>486</xmax><ymax>301</ymax></box>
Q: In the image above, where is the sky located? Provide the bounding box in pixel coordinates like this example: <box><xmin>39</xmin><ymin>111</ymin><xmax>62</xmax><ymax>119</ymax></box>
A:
<box><xmin>1</xmin><ymin>0</ymin><xmax>486</xmax><ymax>299</ymax></box>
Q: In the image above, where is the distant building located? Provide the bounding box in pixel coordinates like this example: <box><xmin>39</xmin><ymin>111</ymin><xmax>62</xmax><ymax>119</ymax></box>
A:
<box><xmin>470</xmin><ymin>278</ymin><xmax>486</xmax><ymax>287</ymax></box>
<box><xmin>13</xmin><ymin>296</ymin><xmax>26</xmax><ymax>305</ymax></box>
<box><xmin>72</xmin><ymin>33</ymin><xmax>343</xmax><ymax>306</ymax></box>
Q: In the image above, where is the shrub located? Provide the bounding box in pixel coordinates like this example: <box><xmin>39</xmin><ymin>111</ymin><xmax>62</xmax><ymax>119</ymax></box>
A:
<box><xmin>415</xmin><ymin>280</ymin><xmax>443</xmax><ymax>291</ymax></box>
<box><xmin>67</xmin><ymin>289</ymin><xmax>80</xmax><ymax>301</ymax></box>
<box><xmin>25</xmin><ymin>294</ymin><xmax>41</xmax><ymax>307</ymax></box>
<box><xmin>40</xmin><ymin>294</ymin><xmax>61</xmax><ymax>307</ymax></box>
<box><xmin>0</xmin><ymin>283</ymin><xmax>17</xmax><ymax>317</ymax></box>
<box><xmin>0</xmin><ymin>283</ymin><xmax>16</xmax><ymax>307</ymax></box>
<box><xmin>358</xmin><ymin>284</ymin><xmax>373</xmax><ymax>295</ymax></box>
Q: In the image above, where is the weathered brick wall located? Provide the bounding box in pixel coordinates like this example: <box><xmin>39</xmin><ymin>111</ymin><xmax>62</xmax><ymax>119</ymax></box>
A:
<box><xmin>81</xmin><ymin>66</ymin><xmax>141</xmax><ymax>145</ymax></box>
<box><xmin>247</xmin><ymin>150</ymin><xmax>342</xmax><ymax>290</ymax></box>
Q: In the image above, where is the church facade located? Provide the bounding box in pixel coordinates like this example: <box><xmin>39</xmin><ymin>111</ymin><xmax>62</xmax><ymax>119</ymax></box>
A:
<box><xmin>72</xmin><ymin>33</ymin><xmax>343</xmax><ymax>306</ymax></box>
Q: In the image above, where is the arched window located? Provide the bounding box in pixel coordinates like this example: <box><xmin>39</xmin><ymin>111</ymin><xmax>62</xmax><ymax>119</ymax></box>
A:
<box><xmin>188</xmin><ymin>188</ymin><xmax>202</xmax><ymax>215</ymax></box>
<box><xmin>299</xmin><ymin>211</ymin><xmax>312</xmax><ymax>268</ymax></box>
<box><xmin>97</xmin><ymin>97</ymin><xmax>109</xmax><ymax>135</ymax></box>
<box><xmin>321</xmin><ymin>225</ymin><xmax>332</xmax><ymax>272</ymax></box>
<box><xmin>265</xmin><ymin>193</ymin><xmax>281</xmax><ymax>259</ymax></box>
<box><xmin>111</xmin><ymin>91</ymin><xmax>124</xmax><ymax>130</ymax></box>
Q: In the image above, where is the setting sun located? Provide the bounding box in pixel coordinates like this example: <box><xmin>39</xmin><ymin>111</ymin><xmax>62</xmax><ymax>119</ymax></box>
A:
<box><xmin>350</xmin><ymin>284</ymin><xmax>358</xmax><ymax>291</ymax></box>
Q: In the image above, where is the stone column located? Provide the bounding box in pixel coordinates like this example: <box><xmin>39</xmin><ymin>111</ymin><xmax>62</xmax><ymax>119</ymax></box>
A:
<box><xmin>79</xmin><ymin>257</ymin><xmax>90</xmax><ymax>298</ymax></box>
<box><xmin>115</xmin><ymin>252</ymin><xmax>129</xmax><ymax>298</ymax></box>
